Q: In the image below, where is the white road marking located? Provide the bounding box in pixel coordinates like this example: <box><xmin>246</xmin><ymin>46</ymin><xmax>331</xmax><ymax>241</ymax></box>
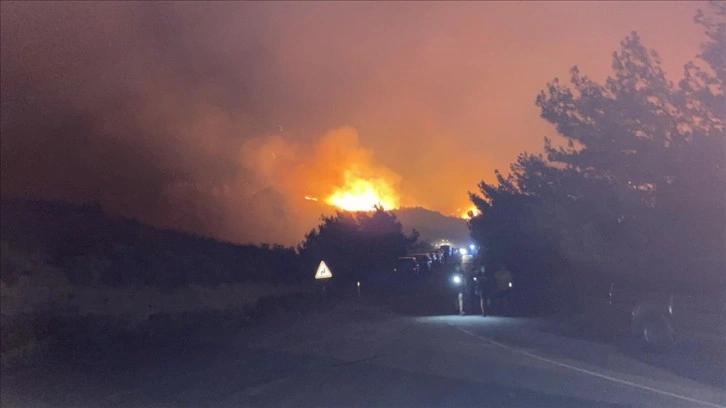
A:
<box><xmin>452</xmin><ymin>325</ymin><xmax>726</xmax><ymax>408</ymax></box>
<box><xmin>459</xmin><ymin>339</ymin><xmax>494</xmax><ymax>347</ymax></box>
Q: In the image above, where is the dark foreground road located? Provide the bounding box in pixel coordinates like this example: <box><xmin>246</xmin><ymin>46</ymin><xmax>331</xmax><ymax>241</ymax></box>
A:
<box><xmin>2</xmin><ymin>297</ymin><xmax>725</xmax><ymax>408</ymax></box>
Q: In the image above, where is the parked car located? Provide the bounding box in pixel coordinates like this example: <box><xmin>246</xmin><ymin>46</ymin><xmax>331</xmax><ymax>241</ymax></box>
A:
<box><xmin>428</xmin><ymin>251</ymin><xmax>441</xmax><ymax>264</ymax></box>
<box><xmin>439</xmin><ymin>245</ymin><xmax>451</xmax><ymax>263</ymax></box>
<box><xmin>394</xmin><ymin>257</ymin><xmax>420</xmax><ymax>276</ymax></box>
<box><xmin>409</xmin><ymin>253</ymin><xmax>433</xmax><ymax>271</ymax></box>
<box><xmin>612</xmin><ymin>258</ymin><xmax>725</xmax><ymax>352</ymax></box>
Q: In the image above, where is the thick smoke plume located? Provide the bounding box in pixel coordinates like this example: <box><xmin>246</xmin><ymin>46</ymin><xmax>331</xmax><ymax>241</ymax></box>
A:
<box><xmin>242</xmin><ymin>127</ymin><xmax>403</xmax><ymax>211</ymax></box>
<box><xmin>1</xmin><ymin>2</ymin><xmax>704</xmax><ymax>244</ymax></box>
<box><xmin>0</xmin><ymin>2</ymin><xmax>402</xmax><ymax>245</ymax></box>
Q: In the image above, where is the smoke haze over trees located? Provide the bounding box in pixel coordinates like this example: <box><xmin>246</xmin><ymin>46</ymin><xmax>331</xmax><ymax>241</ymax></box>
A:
<box><xmin>469</xmin><ymin>2</ymin><xmax>725</xmax><ymax>311</ymax></box>
<box><xmin>0</xmin><ymin>2</ymin><xmax>708</xmax><ymax>246</ymax></box>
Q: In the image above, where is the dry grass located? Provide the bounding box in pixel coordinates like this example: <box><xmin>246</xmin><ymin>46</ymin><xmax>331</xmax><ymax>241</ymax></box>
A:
<box><xmin>2</xmin><ymin>279</ymin><xmax>313</xmax><ymax>324</ymax></box>
<box><xmin>1</xmin><ymin>243</ymin><xmax>316</xmax><ymax>364</ymax></box>
<box><xmin>1</xmin><ymin>241</ymin><xmax>313</xmax><ymax>321</ymax></box>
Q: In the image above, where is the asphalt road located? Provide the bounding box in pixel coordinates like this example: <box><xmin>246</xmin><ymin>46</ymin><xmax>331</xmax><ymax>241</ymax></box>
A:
<box><xmin>2</xmin><ymin>297</ymin><xmax>725</xmax><ymax>408</ymax></box>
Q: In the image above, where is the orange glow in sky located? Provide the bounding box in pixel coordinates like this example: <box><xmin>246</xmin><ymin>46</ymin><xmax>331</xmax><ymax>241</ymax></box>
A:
<box><xmin>0</xmin><ymin>1</ymin><xmax>710</xmax><ymax>245</ymax></box>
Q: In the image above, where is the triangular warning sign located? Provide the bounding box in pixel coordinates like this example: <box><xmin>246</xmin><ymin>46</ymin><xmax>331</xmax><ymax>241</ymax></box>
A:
<box><xmin>314</xmin><ymin>260</ymin><xmax>333</xmax><ymax>280</ymax></box>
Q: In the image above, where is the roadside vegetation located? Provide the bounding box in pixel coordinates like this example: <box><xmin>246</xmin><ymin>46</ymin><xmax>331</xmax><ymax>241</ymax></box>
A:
<box><xmin>468</xmin><ymin>2</ymin><xmax>725</xmax><ymax>315</ymax></box>
<box><xmin>0</xmin><ymin>199</ymin><xmax>320</xmax><ymax>365</ymax></box>
<box><xmin>1</xmin><ymin>200</ymin><xmax>423</xmax><ymax>365</ymax></box>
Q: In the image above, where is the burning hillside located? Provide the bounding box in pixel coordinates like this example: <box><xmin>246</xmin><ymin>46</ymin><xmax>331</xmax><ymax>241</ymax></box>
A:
<box><xmin>243</xmin><ymin>127</ymin><xmax>404</xmax><ymax>216</ymax></box>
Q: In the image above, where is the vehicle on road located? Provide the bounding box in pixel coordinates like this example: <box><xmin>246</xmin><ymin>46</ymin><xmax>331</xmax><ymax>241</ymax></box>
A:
<box><xmin>428</xmin><ymin>250</ymin><xmax>441</xmax><ymax>264</ymax></box>
<box><xmin>439</xmin><ymin>245</ymin><xmax>451</xmax><ymax>263</ymax></box>
<box><xmin>410</xmin><ymin>253</ymin><xmax>433</xmax><ymax>272</ymax></box>
<box><xmin>394</xmin><ymin>257</ymin><xmax>420</xmax><ymax>276</ymax></box>
<box><xmin>612</xmin><ymin>258</ymin><xmax>725</xmax><ymax>352</ymax></box>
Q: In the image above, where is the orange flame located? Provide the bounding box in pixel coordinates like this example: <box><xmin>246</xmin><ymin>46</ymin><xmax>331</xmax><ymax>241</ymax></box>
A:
<box><xmin>460</xmin><ymin>205</ymin><xmax>481</xmax><ymax>219</ymax></box>
<box><xmin>326</xmin><ymin>170</ymin><xmax>398</xmax><ymax>212</ymax></box>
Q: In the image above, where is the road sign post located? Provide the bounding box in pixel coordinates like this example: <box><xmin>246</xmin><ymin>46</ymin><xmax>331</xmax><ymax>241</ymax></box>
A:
<box><xmin>314</xmin><ymin>260</ymin><xmax>333</xmax><ymax>302</ymax></box>
<box><xmin>314</xmin><ymin>261</ymin><xmax>333</xmax><ymax>280</ymax></box>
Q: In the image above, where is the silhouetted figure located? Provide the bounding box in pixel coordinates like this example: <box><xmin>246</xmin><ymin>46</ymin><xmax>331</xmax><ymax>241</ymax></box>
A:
<box><xmin>452</xmin><ymin>265</ymin><xmax>467</xmax><ymax>315</ymax></box>
<box><xmin>474</xmin><ymin>267</ymin><xmax>488</xmax><ymax>316</ymax></box>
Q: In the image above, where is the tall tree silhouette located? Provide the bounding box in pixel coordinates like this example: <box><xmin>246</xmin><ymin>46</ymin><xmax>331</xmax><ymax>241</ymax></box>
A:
<box><xmin>299</xmin><ymin>206</ymin><xmax>418</xmax><ymax>283</ymax></box>
<box><xmin>470</xmin><ymin>3</ymin><xmax>725</xmax><ymax>305</ymax></box>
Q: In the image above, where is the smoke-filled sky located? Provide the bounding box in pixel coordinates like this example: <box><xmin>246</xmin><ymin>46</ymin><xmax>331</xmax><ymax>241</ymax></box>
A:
<box><xmin>0</xmin><ymin>1</ymin><xmax>708</xmax><ymax>245</ymax></box>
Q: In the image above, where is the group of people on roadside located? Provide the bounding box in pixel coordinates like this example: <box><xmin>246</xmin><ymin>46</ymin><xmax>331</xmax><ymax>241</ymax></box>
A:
<box><xmin>455</xmin><ymin>266</ymin><xmax>509</xmax><ymax>316</ymax></box>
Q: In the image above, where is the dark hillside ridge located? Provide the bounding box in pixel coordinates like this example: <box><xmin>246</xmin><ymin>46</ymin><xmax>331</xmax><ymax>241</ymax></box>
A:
<box><xmin>0</xmin><ymin>198</ymin><xmax>301</xmax><ymax>288</ymax></box>
<box><xmin>393</xmin><ymin>206</ymin><xmax>469</xmax><ymax>246</ymax></box>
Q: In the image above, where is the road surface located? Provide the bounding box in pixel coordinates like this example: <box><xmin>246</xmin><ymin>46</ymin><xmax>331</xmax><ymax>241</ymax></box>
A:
<box><xmin>2</xmin><ymin>297</ymin><xmax>725</xmax><ymax>407</ymax></box>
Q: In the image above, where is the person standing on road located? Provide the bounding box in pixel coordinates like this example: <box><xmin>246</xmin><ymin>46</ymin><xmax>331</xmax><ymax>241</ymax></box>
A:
<box><xmin>458</xmin><ymin>284</ymin><xmax>466</xmax><ymax>315</ymax></box>
<box><xmin>474</xmin><ymin>267</ymin><xmax>488</xmax><ymax>316</ymax></box>
<box><xmin>452</xmin><ymin>265</ymin><xmax>467</xmax><ymax>315</ymax></box>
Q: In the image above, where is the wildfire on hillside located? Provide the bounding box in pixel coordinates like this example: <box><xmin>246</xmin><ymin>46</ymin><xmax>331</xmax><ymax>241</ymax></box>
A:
<box><xmin>246</xmin><ymin>127</ymin><xmax>404</xmax><ymax>217</ymax></box>
<box><xmin>325</xmin><ymin>169</ymin><xmax>398</xmax><ymax>212</ymax></box>
<box><xmin>460</xmin><ymin>205</ymin><xmax>481</xmax><ymax>219</ymax></box>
